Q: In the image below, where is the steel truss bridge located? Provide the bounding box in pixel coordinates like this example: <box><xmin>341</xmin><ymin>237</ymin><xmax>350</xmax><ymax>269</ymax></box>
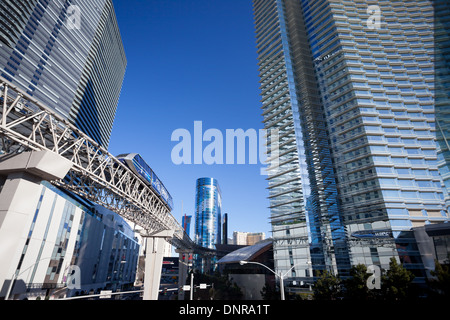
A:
<box><xmin>0</xmin><ymin>76</ymin><xmax>212</xmax><ymax>255</ymax></box>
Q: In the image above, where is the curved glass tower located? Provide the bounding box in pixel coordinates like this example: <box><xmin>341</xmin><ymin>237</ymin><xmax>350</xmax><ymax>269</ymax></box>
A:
<box><xmin>435</xmin><ymin>0</ymin><xmax>450</xmax><ymax>212</ymax></box>
<box><xmin>194</xmin><ymin>178</ymin><xmax>222</xmax><ymax>249</ymax></box>
<box><xmin>0</xmin><ymin>0</ymin><xmax>126</xmax><ymax>147</ymax></box>
<box><xmin>253</xmin><ymin>0</ymin><xmax>450</xmax><ymax>288</ymax></box>
<box><xmin>253</xmin><ymin>0</ymin><xmax>349</xmax><ymax>286</ymax></box>
<box><xmin>194</xmin><ymin>178</ymin><xmax>222</xmax><ymax>273</ymax></box>
<box><xmin>301</xmin><ymin>0</ymin><xmax>448</xmax><ymax>284</ymax></box>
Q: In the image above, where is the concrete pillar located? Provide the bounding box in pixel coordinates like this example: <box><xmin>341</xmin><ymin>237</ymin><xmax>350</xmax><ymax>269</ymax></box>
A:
<box><xmin>0</xmin><ymin>172</ymin><xmax>45</xmax><ymax>297</ymax></box>
<box><xmin>142</xmin><ymin>229</ymin><xmax>174</xmax><ymax>300</ymax></box>
<box><xmin>0</xmin><ymin>150</ymin><xmax>72</xmax><ymax>298</ymax></box>
<box><xmin>176</xmin><ymin>249</ymin><xmax>193</xmax><ymax>300</ymax></box>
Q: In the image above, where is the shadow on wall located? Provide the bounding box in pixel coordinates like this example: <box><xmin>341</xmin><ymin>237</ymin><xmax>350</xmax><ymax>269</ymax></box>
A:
<box><xmin>0</xmin><ymin>279</ymin><xmax>27</xmax><ymax>300</ymax></box>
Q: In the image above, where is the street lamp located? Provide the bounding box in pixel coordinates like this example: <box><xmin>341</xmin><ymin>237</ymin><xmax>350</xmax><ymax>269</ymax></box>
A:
<box><xmin>240</xmin><ymin>260</ymin><xmax>307</xmax><ymax>300</ymax></box>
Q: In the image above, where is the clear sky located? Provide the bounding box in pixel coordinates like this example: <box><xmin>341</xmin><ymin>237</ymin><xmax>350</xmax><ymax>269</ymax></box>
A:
<box><xmin>108</xmin><ymin>0</ymin><xmax>273</xmax><ymax>239</ymax></box>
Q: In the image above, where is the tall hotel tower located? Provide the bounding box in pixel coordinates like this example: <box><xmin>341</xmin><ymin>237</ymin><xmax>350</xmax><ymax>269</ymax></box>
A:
<box><xmin>194</xmin><ymin>178</ymin><xmax>223</xmax><ymax>249</ymax></box>
<box><xmin>253</xmin><ymin>0</ymin><xmax>449</xmax><ymax>287</ymax></box>
<box><xmin>0</xmin><ymin>0</ymin><xmax>126</xmax><ymax>147</ymax></box>
<box><xmin>435</xmin><ymin>0</ymin><xmax>450</xmax><ymax>209</ymax></box>
<box><xmin>194</xmin><ymin>178</ymin><xmax>222</xmax><ymax>272</ymax></box>
<box><xmin>0</xmin><ymin>0</ymin><xmax>130</xmax><ymax>299</ymax></box>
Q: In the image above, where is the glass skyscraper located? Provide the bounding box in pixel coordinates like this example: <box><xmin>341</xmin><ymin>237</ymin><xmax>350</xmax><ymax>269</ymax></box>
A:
<box><xmin>194</xmin><ymin>177</ymin><xmax>222</xmax><ymax>273</ymax></box>
<box><xmin>182</xmin><ymin>214</ymin><xmax>192</xmax><ymax>237</ymax></box>
<box><xmin>253</xmin><ymin>0</ymin><xmax>450</xmax><ymax>288</ymax></box>
<box><xmin>435</xmin><ymin>0</ymin><xmax>450</xmax><ymax>212</ymax></box>
<box><xmin>194</xmin><ymin>178</ymin><xmax>222</xmax><ymax>249</ymax></box>
<box><xmin>0</xmin><ymin>0</ymin><xmax>126</xmax><ymax>147</ymax></box>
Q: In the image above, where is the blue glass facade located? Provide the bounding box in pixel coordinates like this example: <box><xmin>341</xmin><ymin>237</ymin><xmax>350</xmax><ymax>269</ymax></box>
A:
<box><xmin>194</xmin><ymin>178</ymin><xmax>222</xmax><ymax>249</ymax></box>
<box><xmin>182</xmin><ymin>215</ymin><xmax>192</xmax><ymax>237</ymax></box>
<box><xmin>0</xmin><ymin>0</ymin><xmax>126</xmax><ymax>147</ymax></box>
<box><xmin>254</xmin><ymin>0</ymin><xmax>350</xmax><ymax>285</ymax></box>
<box><xmin>304</xmin><ymin>0</ymin><xmax>449</xmax><ymax>283</ymax></box>
<box><xmin>254</xmin><ymin>0</ymin><xmax>450</xmax><ymax>287</ymax></box>
<box><xmin>435</xmin><ymin>0</ymin><xmax>450</xmax><ymax>212</ymax></box>
<box><xmin>194</xmin><ymin>178</ymin><xmax>222</xmax><ymax>273</ymax></box>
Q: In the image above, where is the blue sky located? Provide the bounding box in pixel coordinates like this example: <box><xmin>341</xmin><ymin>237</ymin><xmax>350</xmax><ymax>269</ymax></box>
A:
<box><xmin>108</xmin><ymin>0</ymin><xmax>272</xmax><ymax>238</ymax></box>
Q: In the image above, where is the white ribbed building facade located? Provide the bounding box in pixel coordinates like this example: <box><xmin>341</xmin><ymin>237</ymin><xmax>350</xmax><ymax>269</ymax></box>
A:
<box><xmin>1</xmin><ymin>181</ymin><xmax>139</xmax><ymax>300</ymax></box>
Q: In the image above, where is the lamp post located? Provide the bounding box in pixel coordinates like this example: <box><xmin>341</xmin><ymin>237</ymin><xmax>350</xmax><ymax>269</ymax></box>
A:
<box><xmin>190</xmin><ymin>270</ymin><xmax>194</xmax><ymax>301</ymax></box>
<box><xmin>240</xmin><ymin>260</ymin><xmax>308</xmax><ymax>300</ymax></box>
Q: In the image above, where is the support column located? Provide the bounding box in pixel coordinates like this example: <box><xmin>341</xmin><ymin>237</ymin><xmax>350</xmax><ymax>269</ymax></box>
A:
<box><xmin>142</xmin><ymin>229</ymin><xmax>174</xmax><ymax>300</ymax></box>
<box><xmin>0</xmin><ymin>150</ymin><xmax>72</xmax><ymax>298</ymax></box>
<box><xmin>176</xmin><ymin>249</ymin><xmax>193</xmax><ymax>300</ymax></box>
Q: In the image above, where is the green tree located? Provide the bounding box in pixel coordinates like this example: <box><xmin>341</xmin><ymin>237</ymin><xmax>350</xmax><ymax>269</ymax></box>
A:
<box><xmin>313</xmin><ymin>270</ymin><xmax>341</xmax><ymax>300</ymax></box>
<box><xmin>381</xmin><ymin>257</ymin><xmax>415</xmax><ymax>300</ymax></box>
<box><xmin>428</xmin><ymin>260</ymin><xmax>450</xmax><ymax>297</ymax></box>
<box><xmin>260</xmin><ymin>283</ymin><xmax>279</xmax><ymax>300</ymax></box>
<box><xmin>343</xmin><ymin>264</ymin><xmax>373</xmax><ymax>300</ymax></box>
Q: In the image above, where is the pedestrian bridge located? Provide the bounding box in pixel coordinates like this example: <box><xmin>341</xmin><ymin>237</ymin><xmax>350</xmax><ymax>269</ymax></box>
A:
<box><xmin>0</xmin><ymin>76</ymin><xmax>212</xmax><ymax>299</ymax></box>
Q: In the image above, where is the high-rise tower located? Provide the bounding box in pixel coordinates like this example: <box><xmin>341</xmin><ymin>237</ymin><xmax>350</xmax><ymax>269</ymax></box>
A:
<box><xmin>435</xmin><ymin>0</ymin><xmax>450</xmax><ymax>212</ymax></box>
<box><xmin>194</xmin><ymin>177</ymin><xmax>222</xmax><ymax>273</ymax></box>
<box><xmin>194</xmin><ymin>177</ymin><xmax>222</xmax><ymax>249</ymax></box>
<box><xmin>253</xmin><ymin>0</ymin><xmax>449</xmax><ymax>287</ymax></box>
<box><xmin>253</xmin><ymin>0</ymin><xmax>350</xmax><ymax>284</ymax></box>
<box><xmin>0</xmin><ymin>0</ymin><xmax>126</xmax><ymax>147</ymax></box>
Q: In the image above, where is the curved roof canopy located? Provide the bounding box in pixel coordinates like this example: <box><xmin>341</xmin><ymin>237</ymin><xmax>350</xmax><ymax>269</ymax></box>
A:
<box><xmin>217</xmin><ymin>239</ymin><xmax>272</xmax><ymax>264</ymax></box>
